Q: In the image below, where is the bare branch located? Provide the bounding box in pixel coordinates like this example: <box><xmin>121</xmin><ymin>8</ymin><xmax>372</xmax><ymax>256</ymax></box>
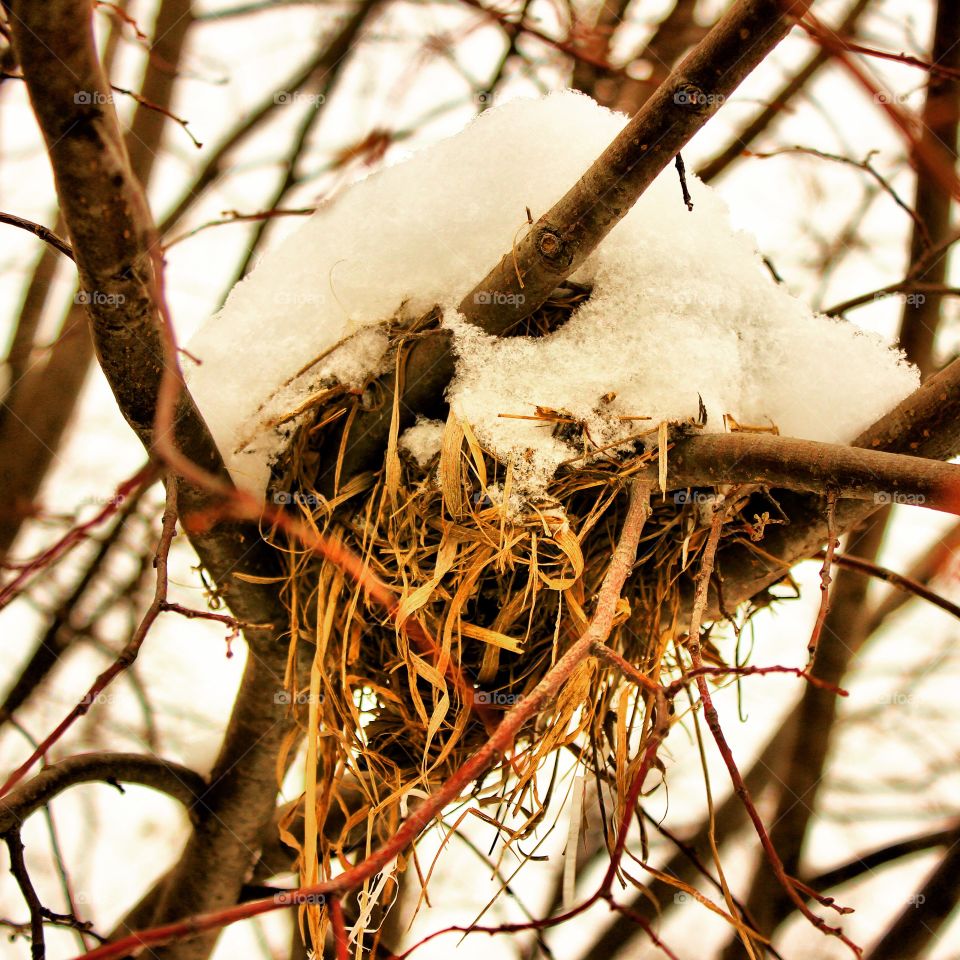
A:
<box><xmin>459</xmin><ymin>0</ymin><xmax>814</xmax><ymax>334</ymax></box>
<box><xmin>698</xmin><ymin>0</ymin><xmax>873</xmax><ymax>182</ymax></box>
<box><xmin>0</xmin><ymin>753</ymin><xmax>207</xmax><ymax>835</ymax></box>
<box><xmin>0</xmin><ymin>212</ymin><xmax>73</xmax><ymax>260</ymax></box>
<box><xmin>661</xmin><ymin>432</ymin><xmax>960</xmax><ymax>514</ymax></box>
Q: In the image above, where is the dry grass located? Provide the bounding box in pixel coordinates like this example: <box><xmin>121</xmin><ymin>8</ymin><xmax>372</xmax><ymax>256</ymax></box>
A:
<box><xmin>262</xmin><ymin>293</ymin><xmax>768</xmax><ymax>937</ymax></box>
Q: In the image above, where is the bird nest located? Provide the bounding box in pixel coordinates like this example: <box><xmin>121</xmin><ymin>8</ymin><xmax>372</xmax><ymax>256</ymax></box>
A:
<box><xmin>262</xmin><ymin>288</ymin><xmax>773</xmax><ymax>921</ymax></box>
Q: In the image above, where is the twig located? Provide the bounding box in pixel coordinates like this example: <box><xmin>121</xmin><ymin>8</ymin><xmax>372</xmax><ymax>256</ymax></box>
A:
<box><xmin>330</xmin><ymin>897</ymin><xmax>348</xmax><ymax>960</ymax></box>
<box><xmin>0</xmin><ymin>464</ymin><xmax>159</xmax><ymax>609</ymax></box>
<box><xmin>0</xmin><ymin>479</ymin><xmax>179</xmax><ymax>797</ymax></box>
<box><xmin>808</xmin><ymin>491</ymin><xmax>838</xmax><ymax>664</ymax></box>
<box><xmin>70</xmin><ymin>483</ymin><xmax>653</xmax><ymax>959</ymax></box>
<box><xmin>674</xmin><ymin>153</ymin><xmax>694</xmax><ymax>211</ymax></box>
<box><xmin>826</xmin><ymin>549</ymin><xmax>960</xmax><ymax>622</ymax></box>
<box><xmin>745</xmin><ymin>146</ymin><xmax>930</xmax><ymax>248</ymax></box>
<box><xmin>5</xmin><ymin>831</ymin><xmax>44</xmax><ymax>960</ymax></box>
<box><xmin>108</xmin><ymin>85</ymin><xmax>202</xmax><ymax>148</ymax></box>
<box><xmin>0</xmin><ymin>212</ymin><xmax>74</xmax><ymax>259</ymax></box>
<box><xmin>685</xmin><ymin>499</ymin><xmax>860</xmax><ymax>955</ymax></box>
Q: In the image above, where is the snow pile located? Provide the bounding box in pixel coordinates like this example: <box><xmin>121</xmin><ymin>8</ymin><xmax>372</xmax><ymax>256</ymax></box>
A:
<box><xmin>186</xmin><ymin>91</ymin><xmax>918</xmax><ymax>497</ymax></box>
<box><xmin>399</xmin><ymin>417</ymin><xmax>445</xmax><ymax>468</ymax></box>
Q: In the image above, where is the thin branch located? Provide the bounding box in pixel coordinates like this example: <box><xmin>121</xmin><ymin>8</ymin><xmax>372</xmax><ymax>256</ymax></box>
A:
<box><xmin>0</xmin><ymin>753</ymin><xmax>207</xmax><ymax>834</ymax></box>
<box><xmin>703</xmin><ymin>354</ymin><xmax>960</xmax><ymax>620</ymax></box>
<box><xmin>807</xmin><ymin>491</ymin><xmax>838</xmax><ymax>663</ymax></box>
<box><xmin>0</xmin><ymin>483</ymin><xmax>149</xmax><ymax>728</ymax></box>
<box><xmin>4</xmin><ymin>831</ymin><xmax>44</xmax><ymax>960</ymax></box>
<box><xmin>806</xmin><ymin>826</ymin><xmax>959</xmax><ymax>893</ymax></box>
<box><xmin>826</xmin><ymin>549</ymin><xmax>960</xmax><ymax>623</ymax></box>
<box><xmin>744</xmin><ymin>146</ymin><xmax>930</xmax><ymax>248</ymax></box>
<box><xmin>0</xmin><ymin>212</ymin><xmax>74</xmax><ymax>259</ymax></box>
<box><xmin>0</xmin><ymin>479</ymin><xmax>179</xmax><ymax>797</ymax></box>
<box><xmin>687</xmin><ymin>503</ymin><xmax>859</xmax><ymax>956</ymax></box>
<box><xmin>863</xmin><ymin>518</ymin><xmax>960</xmax><ymax>631</ymax></box>
<box><xmin>225</xmin><ymin>0</ymin><xmax>381</xmax><ymax>288</ymax></box>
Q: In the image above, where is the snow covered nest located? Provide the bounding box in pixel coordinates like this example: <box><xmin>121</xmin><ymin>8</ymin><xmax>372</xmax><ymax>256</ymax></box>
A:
<box><xmin>186</xmin><ymin>91</ymin><xmax>917</xmax><ymax>501</ymax></box>
<box><xmin>183</xmin><ymin>92</ymin><xmax>919</xmax><ymax>863</ymax></box>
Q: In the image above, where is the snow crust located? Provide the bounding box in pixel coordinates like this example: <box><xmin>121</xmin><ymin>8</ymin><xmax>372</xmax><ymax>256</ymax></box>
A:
<box><xmin>399</xmin><ymin>417</ymin><xmax>445</xmax><ymax>467</ymax></box>
<box><xmin>186</xmin><ymin>91</ymin><xmax>919</xmax><ymax>497</ymax></box>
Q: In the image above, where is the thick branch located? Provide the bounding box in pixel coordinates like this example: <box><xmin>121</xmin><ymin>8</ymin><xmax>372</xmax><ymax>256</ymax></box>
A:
<box><xmin>321</xmin><ymin>0</ymin><xmax>815</xmax><ymax>489</ymax></box>
<box><xmin>706</xmin><ymin>354</ymin><xmax>960</xmax><ymax>616</ymax></box>
<box><xmin>895</xmin><ymin>0</ymin><xmax>960</xmax><ymax>377</ymax></box>
<box><xmin>661</xmin><ymin>432</ymin><xmax>960</xmax><ymax>513</ymax></box>
<box><xmin>698</xmin><ymin>0</ymin><xmax>872</xmax><ymax>183</ymax></box>
<box><xmin>0</xmin><ymin>753</ymin><xmax>207</xmax><ymax>835</ymax></box>
<box><xmin>459</xmin><ymin>0</ymin><xmax>812</xmax><ymax>333</ymax></box>
<box><xmin>7</xmin><ymin>5</ymin><xmax>299</xmax><ymax>959</ymax></box>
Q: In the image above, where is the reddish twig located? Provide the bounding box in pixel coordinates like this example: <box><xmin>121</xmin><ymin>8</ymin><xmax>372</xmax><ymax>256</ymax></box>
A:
<box><xmin>330</xmin><ymin>897</ymin><xmax>348</xmax><ymax>960</ymax></box>
<box><xmin>0</xmin><ymin>478</ymin><xmax>178</xmax><ymax>797</ymax></box>
<box><xmin>664</xmin><ymin>665</ymin><xmax>848</xmax><ymax>698</ymax></box>
<box><xmin>109</xmin><ymin>85</ymin><xmax>202</xmax><ymax>148</ymax></box>
<box><xmin>685</xmin><ymin>499</ymin><xmax>860</xmax><ymax>956</ymax></box>
<box><xmin>799</xmin><ymin>11</ymin><xmax>960</xmax><ymax>202</ymax></box>
<box><xmin>0</xmin><ymin>463</ymin><xmax>159</xmax><ymax>611</ymax></box>
<box><xmin>817</xmin><ymin>33</ymin><xmax>960</xmax><ymax>80</ymax></box>
<box><xmin>71</xmin><ymin>483</ymin><xmax>652</xmax><ymax>960</ymax></box>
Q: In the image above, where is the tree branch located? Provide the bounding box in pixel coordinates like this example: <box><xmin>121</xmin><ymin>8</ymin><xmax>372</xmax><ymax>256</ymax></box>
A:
<box><xmin>705</xmin><ymin>353</ymin><xmax>960</xmax><ymax>618</ymax></box>
<box><xmin>660</xmin><ymin>432</ymin><xmax>960</xmax><ymax>513</ymax></box>
<box><xmin>0</xmin><ymin>212</ymin><xmax>74</xmax><ymax>260</ymax></box>
<box><xmin>697</xmin><ymin>0</ymin><xmax>872</xmax><ymax>182</ymax></box>
<box><xmin>6</xmin><ymin>5</ymin><xmax>301</xmax><ymax>958</ymax></box>
<box><xmin>0</xmin><ymin>753</ymin><xmax>207</xmax><ymax>835</ymax></box>
<box><xmin>459</xmin><ymin>0</ymin><xmax>813</xmax><ymax>333</ymax></box>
